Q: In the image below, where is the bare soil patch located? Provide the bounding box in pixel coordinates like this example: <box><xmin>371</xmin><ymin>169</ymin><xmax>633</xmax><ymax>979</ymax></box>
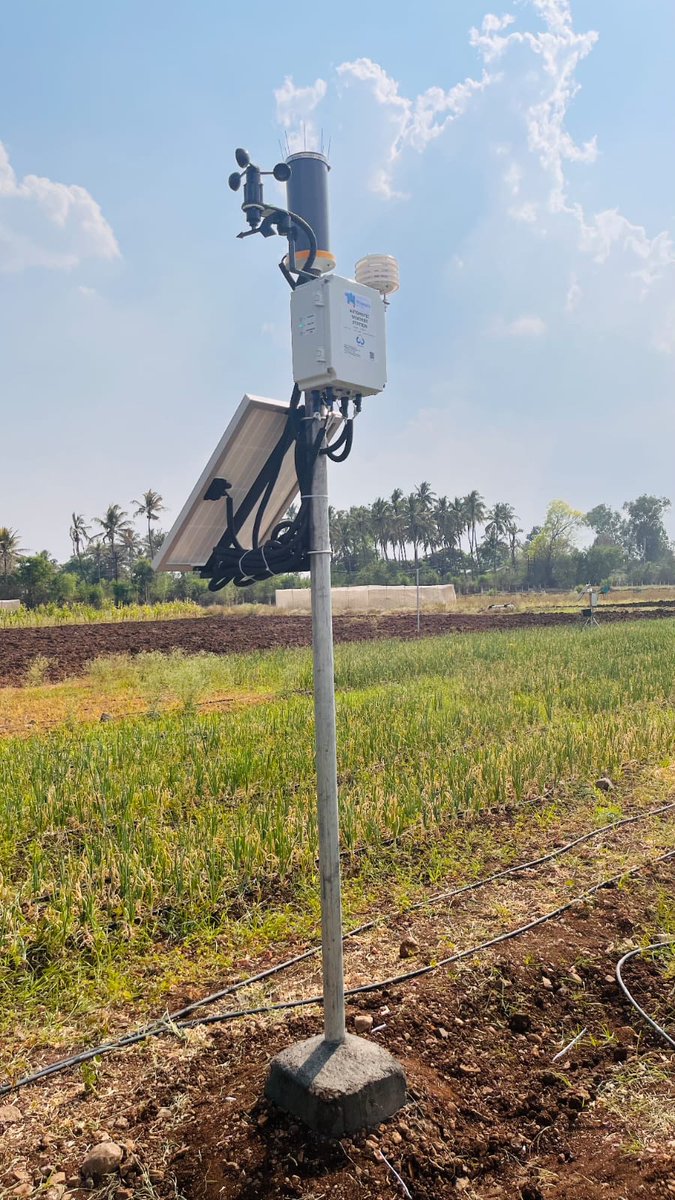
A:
<box><xmin>1</xmin><ymin>606</ymin><xmax>674</xmax><ymax>687</ymax></box>
<box><xmin>1</xmin><ymin>811</ymin><xmax>673</xmax><ymax>1199</ymax></box>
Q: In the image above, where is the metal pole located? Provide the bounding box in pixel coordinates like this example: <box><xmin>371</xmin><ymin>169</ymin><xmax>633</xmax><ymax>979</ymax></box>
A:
<box><xmin>308</xmin><ymin>405</ymin><xmax>346</xmax><ymax>1045</ymax></box>
<box><xmin>416</xmin><ymin>561</ymin><xmax>420</xmax><ymax>636</ymax></box>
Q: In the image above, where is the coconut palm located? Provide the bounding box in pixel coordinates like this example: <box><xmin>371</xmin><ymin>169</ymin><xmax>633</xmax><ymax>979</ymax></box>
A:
<box><xmin>433</xmin><ymin>496</ymin><xmax>459</xmax><ymax>553</ymax></box>
<box><xmin>132</xmin><ymin>489</ymin><xmax>165</xmax><ymax>559</ymax></box>
<box><xmin>484</xmin><ymin>503</ymin><xmax>510</xmax><ymax>578</ymax></box>
<box><xmin>415</xmin><ymin>481</ymin><xmax>436</xmax><ymax>510</ymax></box>
<box><xmin>95</xmin><ymin>505</ymin><xmax>132</xmax><ymax>581</ymax></box>
<box><xmin>119</xmin><ymin>526</ymin><xmax>143</xmax><ymax>571</ymax></box>
<box><xmin>370</xmin><ymin>497</ymin><xmax>393</xmax><ymax>561</ymax></box>
<box><xmin>450</xmin><ymin>497</ymin><xmax>469</xmax><ymax>556</ymax></box>
<box><xmin>389</xmin><ymin>488</ymin><xmax>407</xmax><ymax>561</ymax></box>
<box><xmin>0</xmin><ymin>526</ymin><xmax>22</xmax><ymax>585</ymax></box>
<box><xmin>506</xmin><ymin>519</ymin><xmax>522</xmax><ymax>566</ymax></box>
<box><xmin>69</xmin><ymin>513</ymin><xmax>90</xmax><ymax>575</ymax></box>
<box><xmin>329</xmin><ymin>509</ymin><xmax>353</xmax><ymax>571</ymax></box>
<box><xmin>404</xmin><ymin>493</ymin><xmax>434</xmax><ymax>565</ymax></box>
<box><xmin>465</xmin><ymin>490</ymin><xmax>487</xmax><ymax>571</ymax></box>
<box><xmin>350</xmin><ymin>506</ymin><xmax>375</xmax><ymax>560</ymax></box>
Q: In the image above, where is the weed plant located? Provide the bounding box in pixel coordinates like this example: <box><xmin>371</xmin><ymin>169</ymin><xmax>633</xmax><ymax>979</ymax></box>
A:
<box><xmin>0</xmin><ymin>621</ymin><xmax>674</xmax><ymax>1027</ymax></box>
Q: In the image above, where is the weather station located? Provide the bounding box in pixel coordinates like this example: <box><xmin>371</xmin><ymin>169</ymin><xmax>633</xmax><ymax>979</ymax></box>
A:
<box><xmin>154</xmin><ymin>146</ymin><xmax>405</xmax><ymax>1134</ymax></box>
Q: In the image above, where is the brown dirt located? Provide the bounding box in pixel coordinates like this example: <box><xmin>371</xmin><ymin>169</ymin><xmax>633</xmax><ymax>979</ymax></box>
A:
<box><xmin>2</xmin><ymin>606</ymin><xmax>674</xmax><ymax>686</ymax></box>
<box><xmin>1</xmin><ymin>821</ymin><xmax>673</xmax><ymax>1199</ymax></box>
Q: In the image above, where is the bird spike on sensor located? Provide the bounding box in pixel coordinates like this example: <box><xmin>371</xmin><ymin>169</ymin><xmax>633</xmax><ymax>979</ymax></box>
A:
<box><xmin>226</xmin><ymin>147</ymin><xmax>334</xmax><ymax>277</ymax></box>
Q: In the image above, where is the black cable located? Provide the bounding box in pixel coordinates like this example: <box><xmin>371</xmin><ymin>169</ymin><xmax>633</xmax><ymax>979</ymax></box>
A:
<box><xmin>182</xmin><ymin>848</ymin><xmax>675</xmax><ymax>1026</ymax></box>
<box><xmin>2</xmin><ymin>818</ymin><xmax>672</xmax><ymax>1098</ymax></box>
<box><xmin>616</xmin><ymin>940</ymin><xmax>675</xmax><ymax>1048</ymax></box>
<box><xmin>241</xmin><ymin>205</ymin><xmax>318</xmax><ymax>281</ymax></box>
<box><xmin>202</xmin><ymin>388</ymin><xmax>323</xmax><ymax>590</ymax></box>
<box><xmin>322</xmin><ymin>421</ymin><xmax>353</xmax><ymax>463</ymax></box>
<box><xmin>203</xmin><ymin>390</ymin><xmax>355</xmax><ymax>590</ymax></box>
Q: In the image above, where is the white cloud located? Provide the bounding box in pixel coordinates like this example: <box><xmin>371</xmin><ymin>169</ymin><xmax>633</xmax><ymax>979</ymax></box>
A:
<box><xmin>274</xmin><ymin>76</ymin><xmax>327</xmax><ymax>153</ymax></box>
<box><xmin>336</xmin><ymin>58</ymin><xmax>493</xmax><ymax>199</ymax></box>
<box><xmin>270</xmin><ymin>1</ymin><xmax>674</xmax><ymax>351</ymax></box>
<box><xmin>500</xmin><ymin>314</ymin><xmax>547</xmax><ymax>336</ymax></box>
<box><xmin>565</xmin><ymin>272</ymin><xmax>581</xmax><ymax>312</ymax></box>
<box><xmin>509</xmin><ymin>201</ymin><xmax>538</xmax><ymax>223</ymax></box>
<box><xmin>0</xmin><ymin>141</ymin><xmax>119</xmax><ymax>273</ymax></box>
<box><xmin>470</xmin><ymin>2</ymin><xmax>675</xmax><ymax>292</ymax></box>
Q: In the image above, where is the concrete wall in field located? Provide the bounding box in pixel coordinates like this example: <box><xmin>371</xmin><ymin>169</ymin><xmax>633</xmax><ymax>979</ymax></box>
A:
<box><xmin>276</xmin><ymin>583</ymin><xmax>457</xmax><ymax>613</ymax></box>
<box><xmin>0</xmin><ymin>599</ymin><xmax>20</xmax><ymax>612</ymax></box>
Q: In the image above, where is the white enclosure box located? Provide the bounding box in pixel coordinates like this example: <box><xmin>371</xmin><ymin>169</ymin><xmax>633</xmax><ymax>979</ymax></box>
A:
<box><xmin>290</xmin><ymin>274</ymin><xmax>387</xmax><ymax>397</ymax></box>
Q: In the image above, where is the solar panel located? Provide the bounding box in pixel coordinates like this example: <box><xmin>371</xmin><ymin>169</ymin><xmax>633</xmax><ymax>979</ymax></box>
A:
<box><xmin>154</xmin><ymin>393</ymin><xmax>339</xmax><ymax>574</ymax></box>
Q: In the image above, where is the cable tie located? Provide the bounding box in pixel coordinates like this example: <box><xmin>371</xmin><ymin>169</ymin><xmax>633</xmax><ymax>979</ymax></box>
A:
<box><xmin>237</xmin><ymin>551</ymin><xmax>255</xmax><ymax>584</ymax></box>
<box><xmin>260</xmin><ymin>545</ymin><xmax>272</xmax><ymax>576</ymax></box>
<box><xmin>307</xmin><ymin>549</ymin><xmax>332</xmax><ymax>556</ymax></box>
<box><xmin>300</xmin><ymin>494</ymin><xmax>329</xmax><ymax>500</ymax></box>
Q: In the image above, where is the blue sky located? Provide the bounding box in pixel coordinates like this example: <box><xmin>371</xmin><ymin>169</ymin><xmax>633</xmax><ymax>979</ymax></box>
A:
<box><xmin>2</xmin><ymin>0</ymin><xmax>674</xmax><ymax>559</ymax></box>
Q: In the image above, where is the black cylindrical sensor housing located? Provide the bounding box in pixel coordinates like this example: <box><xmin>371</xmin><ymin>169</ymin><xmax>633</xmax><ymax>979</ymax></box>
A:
<box><xmin>285</xmin><ymin>151</ymin><xmax>336</xmax><ymax>274</ymax></box>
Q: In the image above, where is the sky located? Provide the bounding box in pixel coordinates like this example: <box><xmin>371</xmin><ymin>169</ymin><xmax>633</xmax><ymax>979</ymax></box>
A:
<box><xmin>1</xmin><ymin>0</ymin><xmax>674</xmax><ymax>560</ymax></box>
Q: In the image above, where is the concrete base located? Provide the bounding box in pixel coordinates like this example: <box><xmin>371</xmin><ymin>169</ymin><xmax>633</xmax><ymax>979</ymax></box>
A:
<box><xmin>265</xmin><ymin>1033</ymin><xmax>406</xmax><ymax>1137</ymax></box>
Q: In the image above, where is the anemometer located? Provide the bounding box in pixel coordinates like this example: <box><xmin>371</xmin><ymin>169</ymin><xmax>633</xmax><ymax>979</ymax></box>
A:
<box><xmin>155</xmin><ymin>141</ymin><xmax>407</xmax><ymax>1132</ymax></box>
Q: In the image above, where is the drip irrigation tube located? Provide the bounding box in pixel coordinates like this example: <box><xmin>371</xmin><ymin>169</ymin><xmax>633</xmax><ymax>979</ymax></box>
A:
<box><xmin>1</xmin><ymin>842</ymin><xmax>673</xmax><ymax>1098</ymax></box>
<box><xmin>183</xmin><ymin>848</ymin><xmax>675</xmax><ymax>1026</ymax></box>
<box><xmin>615</xmin><ymin>940</ymin><xmax>675</xmax><ymax>1049</ymax></box>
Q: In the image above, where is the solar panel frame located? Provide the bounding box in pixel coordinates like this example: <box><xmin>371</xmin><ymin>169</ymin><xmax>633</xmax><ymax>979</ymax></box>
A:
<box><xmin>153</xmin><ymin>393</ymin><xmax>339</xmax><ymax>575</ymax></box>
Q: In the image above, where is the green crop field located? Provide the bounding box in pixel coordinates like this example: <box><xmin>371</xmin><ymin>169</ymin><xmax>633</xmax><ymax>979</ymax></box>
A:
<box><xmin>1</xmin><ymin>621</ymin><xmax>675</xmax><ymax>1060</ymax></box>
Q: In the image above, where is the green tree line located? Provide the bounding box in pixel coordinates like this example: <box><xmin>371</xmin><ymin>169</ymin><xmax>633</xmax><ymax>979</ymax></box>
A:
<box><xmin>1</xmin><ymin>489</ymin><xmax>673</xmax><ymax>610</ymax></box>
<box><xmin>328</xmin><ymin>490</ymin><xmax>674</xmax><ymax>590</ymax></box>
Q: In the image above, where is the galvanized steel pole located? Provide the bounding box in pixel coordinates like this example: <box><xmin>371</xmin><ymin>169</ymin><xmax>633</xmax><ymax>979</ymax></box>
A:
<box><xmin>308</xmin><ymin>406</ymin><xmax>346</xmax><ymax>1045</ymax></box>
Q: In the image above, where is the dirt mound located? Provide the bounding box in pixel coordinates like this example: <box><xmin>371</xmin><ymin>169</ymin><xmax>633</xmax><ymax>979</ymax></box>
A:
<box><xmin>2</xmin><ymin>863</ymin><xmax>673</xmax><ymax>1199</ymax></box>
<box><xmin>1</xmin><ymin>606</ymin><xmax>674</xmax><ymax>687</ymax></box>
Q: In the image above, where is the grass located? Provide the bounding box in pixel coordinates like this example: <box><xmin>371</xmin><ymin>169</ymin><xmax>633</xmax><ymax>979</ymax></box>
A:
<box><xmin>0</xmin><ymin>599</ymin><xmax>269</xmax><ymax>628</ymax></box>
<box><xmin>3</xmin><ymin>586</ymin><xmax>674</xmax><ymax>628</ymax></box>
<box><xmin>599</xmin><ymin>1057</ymin><xmax>675</xmax><ymax>1149</ymax></box>
<box><xmin>0</xmin><ymin>620</ymin><xmax>675</xmax><ymax>1051</ymax></box>
<box><xmin>0</xmin><ymin>647</ymin><xmax>281</xmax><ymax>736</ymax></box>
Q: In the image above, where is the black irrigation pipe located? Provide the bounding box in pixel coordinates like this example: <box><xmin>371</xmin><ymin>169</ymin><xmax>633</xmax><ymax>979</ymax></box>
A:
<box><xmin>181</xmin><ymin>848</ymin><xmax>675</xmax><ymax>1027</ymax></box>
<box><xmin>615</xmin><ymin>940</ymin><xmax>675</xmax><ymax>1049</ymax></box>
<box><xmin>1</xmin><ymin>834</ymin><xmax>673</xmax><ymax>1098</ymax></box>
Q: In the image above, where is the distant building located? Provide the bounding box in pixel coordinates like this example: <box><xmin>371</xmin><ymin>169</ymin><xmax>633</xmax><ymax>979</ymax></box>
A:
<box><xmin>276</xmin><ymin>584</ymin><xmax>457</xmax><ymax>613</ymax></box>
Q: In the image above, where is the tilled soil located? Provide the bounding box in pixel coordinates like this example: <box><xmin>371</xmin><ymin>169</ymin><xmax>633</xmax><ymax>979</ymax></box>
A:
<box><xmin>2</xmin><ymin>605</ymin><xmax>674</xmax><ymax>686</ymax></box>
<box><xmin>1</xmin><ymin>822</ymin><xmax>673</xmax><ymax>1199</ymax></box>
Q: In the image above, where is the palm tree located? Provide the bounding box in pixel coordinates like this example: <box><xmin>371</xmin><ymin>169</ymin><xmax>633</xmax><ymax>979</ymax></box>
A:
<box><xmin>89</xmin><ymin>536</ymin><xmax>105</xmax><ymax>584</ymax></box>
<box><xmin>132</xmin><ymin>489</ymin><xmax>165</xmax><ymax>559</ymax></box>
<box><xmin>450</xmin><ymin>497</ymin><xmax>469</xmax><ymax>556</ymax></box>
<box><xmin>465</xmin><ymin>490</ymin><xmax>487</xmax><ymax>572</ymax></box>
<box><xmin>404</xmin><ymin>493</ymin><xmax>434</xmax><ymax>566</ymax></box>
<box><xmin>69</xmin><ymin>513</ymin><xmax>90</xmax><ymax>575</ymax></box>
<box><xmin>0</xmin><ymin>527</ymin><xmax>22</xmax><ymax>587</ymax></box>
<box><xmin>95</xmin><ymin>505</ymin><xmax>132</xmax><ymax>581</ymax></box>
<box><xmin>329</xmin><ymin>509</ymin><xmax>353</xmax><ymax>572</ymax></box>
<box><xmin>389</xmin><ymin>489</ymin><xmax>406</xmax><ymax>561</ymax></box>
<box><xmin>415</xmin><ymin>481</ymin><xmax>436</xmax><ymax>510</ymax></box>
<box><xmin>483</xmin><ymin>503</ymin><xmax>521</xmax><ymax>578</ymax></box>
<box><xmin>350</xmin><ymin>506</ymin><xmax>375</xmax><ymax>561</ymax></box>
<box><xmin>120</xmin><ymin>527</ymin><xmax>142</xmax><ymax>571</ymax></box>
<box><xmin>370</xmin><ymin>497</ymin><xmax>393</xmax><ymax>561</ymax></box>
<box><xmin>433</xmin><ymin>496</ymin><xmax>459</xmax><ymax>554</ymax></box>
<box><xmin>506</xmin><ymin>519</ymin><xmax>522</xmax><ymax>567</ymax></box>
<box><xmin>484</xmin><ymin>505</ymin><xmax>507</xmax><ymax>578</ymax></box>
